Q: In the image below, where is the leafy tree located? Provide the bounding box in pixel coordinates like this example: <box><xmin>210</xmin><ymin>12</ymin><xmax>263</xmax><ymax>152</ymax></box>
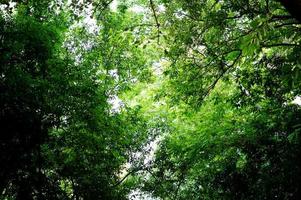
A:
<box><xmin>133</xmin><ymin>0</ymin><xmax>301</xmax><ymax>199</ymax></box>
<box><xmin>1</xmin><ymin>0</ymin><xmax>301</xmax><ymax>199</ymax></box>
<box><xmin>1</xmin><ymin>1</ymin><xmax>151</xmax><ymax>199</ymax></box>
<box><xmin>141</xmin><ymin>82</ymin><xmax>301</xmax><ymax>199</ymax></box>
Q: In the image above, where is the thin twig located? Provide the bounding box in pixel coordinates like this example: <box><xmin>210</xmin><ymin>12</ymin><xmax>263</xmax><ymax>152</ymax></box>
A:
<box><xmin>149</xmin><ymin>0</ymin><xmax>160</xmax><ymax>44</ymax></box>
<box><xmin>112</xmin><ymin>167</ymin><xmax>142</xmax><ymax>187</ymax></box>
<box><xmin>261</xmin><ymin>43</ymin><xmax>301</xmax><ymax>48</ymax></box>
<box><xmin>94</xmin><ymin>0</ymin><xmax>114</xmax><ymax>19</ymax></box>
<box><xmin>202</xmin><ymin>50</ymin><xmax>242</xmax><ymax>100</ymax></box>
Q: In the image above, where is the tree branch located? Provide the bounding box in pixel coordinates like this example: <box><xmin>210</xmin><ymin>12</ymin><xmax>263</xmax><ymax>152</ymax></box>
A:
<box><xmin>274</xmin><ymin>22</ymin><xmax>301</xmax><ymax>28</ymax></box>
<box><xmin>261</xmin><ymin>43</ymin><xmax>301</xmax><ymax>48</ymax></box>
<box><xmin>149</xmin><ymin>0</ymin><xmax>160</xmax><ymax>44</ymax></box>
<box><xmin>112</xmin><ymin>167</ymin><xmax>142</xmax><ymax>187</ymax></box>
<box><xmin>202</xmin><ymin>50</ymin><xmax>242</xmax><ymax>101</ymax></box>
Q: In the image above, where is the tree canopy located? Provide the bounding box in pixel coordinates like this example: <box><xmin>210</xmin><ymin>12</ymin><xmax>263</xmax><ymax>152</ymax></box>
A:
<box><xmin>1</xmin><ymin>0</ymin><xmax>301</xmax><ymax>199</ymax></box>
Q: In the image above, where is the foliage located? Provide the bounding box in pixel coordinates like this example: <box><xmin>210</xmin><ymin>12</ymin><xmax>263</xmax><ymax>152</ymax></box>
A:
<box><xmin>142</xmin><ymin>83</ymin><xmax>301</xmax><ymax>199</ymax></box>
<box><xmin>1</xmin><ymin>0</ymin><xmax>301</xmax><ymax>199</ymax></box>
<box><xmin>0</xmin><ymin>1</ymin><xmax>151</xmax><ymax>199</ymax></box>
<box><xmin>137</xmin><ymin>0</ymin><xmax>301</xmax><ymax>199</ymax></box>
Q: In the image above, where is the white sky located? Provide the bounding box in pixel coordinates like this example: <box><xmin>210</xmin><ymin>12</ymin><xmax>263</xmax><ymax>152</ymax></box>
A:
<box><xmin>110</xmin><ymin>0</ymin><xmax>147</xmax><ymax>13</ymax></box>
<box><xmin>292</xmin><ymin>96</ymin><xmax>301</xmax><ymax>106</ymax></box>
<box><xmin>110</xmin><ymin>0</ymin><xmax>118</xmax><ymax>11</ymax></box>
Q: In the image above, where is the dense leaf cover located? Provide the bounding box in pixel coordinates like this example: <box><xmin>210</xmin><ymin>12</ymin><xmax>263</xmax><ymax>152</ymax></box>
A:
<box><xmin>139</xmin><ymin>0</ymin><xmax>301</xmax><ymax>199</ymax></box>
<box><xmin>1</xmin><ymin>0</ymin><xmax>301</xmax><ymax>199</ymax></box>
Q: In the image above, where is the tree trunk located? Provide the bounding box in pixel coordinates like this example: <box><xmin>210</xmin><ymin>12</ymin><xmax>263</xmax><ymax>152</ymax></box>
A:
<box><xmin>280</xmin><ymin>0</ymin><xmax>301</xmax><ymax>22</ymax></box>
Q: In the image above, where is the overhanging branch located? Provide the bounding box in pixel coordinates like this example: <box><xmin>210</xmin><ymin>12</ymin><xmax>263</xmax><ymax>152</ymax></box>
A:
<box><xmin>149</xmin><ymin>0</ymin><xmax>160</xmax><ymax>44</ymax></box>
